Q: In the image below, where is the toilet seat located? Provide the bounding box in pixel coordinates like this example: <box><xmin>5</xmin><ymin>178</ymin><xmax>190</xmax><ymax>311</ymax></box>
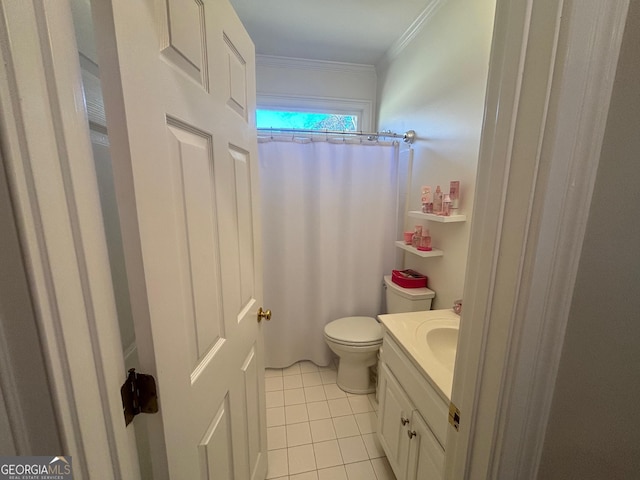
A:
<box><xmin>324</xmin><ymin>316</ymin><xmax>383</xmax><ymax>347</ymax></box>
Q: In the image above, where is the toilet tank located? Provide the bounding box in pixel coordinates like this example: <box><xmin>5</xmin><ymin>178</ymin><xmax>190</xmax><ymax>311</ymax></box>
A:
<box><xmin>384</xmin><ymin>275</ymin><xmax>435</xmax><ymax>313</ymax></box>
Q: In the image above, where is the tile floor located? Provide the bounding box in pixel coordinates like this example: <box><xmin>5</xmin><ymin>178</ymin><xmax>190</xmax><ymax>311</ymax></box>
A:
<box><xmin>265</xmin><ymin>360</ymin><xmax>397</xmax><ymax>480</ymax></box>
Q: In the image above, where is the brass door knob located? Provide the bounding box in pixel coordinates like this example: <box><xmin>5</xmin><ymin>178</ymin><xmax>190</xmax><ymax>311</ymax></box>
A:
<box><xmin>257</xmin><ymin>307</ymin><xmax>271</xmax><ymax>323</ymax></box>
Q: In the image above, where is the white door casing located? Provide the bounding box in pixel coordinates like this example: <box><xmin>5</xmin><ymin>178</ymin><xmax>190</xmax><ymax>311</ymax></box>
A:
<box><xmin>91</xmin><ymin>0</ymin><xmax>266</xmax><ymax>479</ymax></box>
<box><xmin>446</xmin><ymin>0</ymin><xmax>629</xmax><ymax>478</ymax></box>
<box><xmin>0</xmin><ymin>0</ymin><xmax>143</xmax><ymax>477</ymax></box>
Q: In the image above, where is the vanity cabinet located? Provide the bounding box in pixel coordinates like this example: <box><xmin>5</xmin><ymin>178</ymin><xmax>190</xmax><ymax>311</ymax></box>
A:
<box><xmin>378</xmin><ymin>364</ymin><xmax>413</xmax><ymax>479</ymax></box>
<box><xmin>406</xmin><ymin>409</ymin><xmax>445</xmax><ymax>480</ymax></box>
<box><xmin>377</xmin><ymin>335</ymin><xmax>447</xmax><ymax>480</ymax></box>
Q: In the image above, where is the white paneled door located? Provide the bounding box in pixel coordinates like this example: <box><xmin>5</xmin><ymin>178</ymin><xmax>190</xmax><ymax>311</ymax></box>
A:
<box><xmin>92</xmin><ymin>0</ymin><xmax>266</xmax><ymax>478</ymax></box>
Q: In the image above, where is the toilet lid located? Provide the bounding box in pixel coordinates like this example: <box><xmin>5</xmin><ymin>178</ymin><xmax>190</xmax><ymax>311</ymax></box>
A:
<box><xmin>324</xmin><ymin>316</ymin><xmax>383</xmax><ymax>345</ymax></box>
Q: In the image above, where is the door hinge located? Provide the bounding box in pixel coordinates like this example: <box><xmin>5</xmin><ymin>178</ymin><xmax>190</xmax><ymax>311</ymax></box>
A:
<box><xmin>121</xmin><ymin>368</ymin><xmax>159</xmax><ymax>426</ymax></box>
<box><xmin>449</xmin><ymin>402</ymin><xmax>460</xmax><ymax>431</ymax></box>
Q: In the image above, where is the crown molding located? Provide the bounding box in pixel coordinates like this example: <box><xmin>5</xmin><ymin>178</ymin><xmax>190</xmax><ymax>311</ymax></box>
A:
<box><xmin>256</xmin><ymin>54</ymin><xmax>376</xmax><ymax>75</ymax></box>
<box><xmin>378</xmin><ymin>0</ymin><xmax>446</xmax><ymax>68</ymax></box>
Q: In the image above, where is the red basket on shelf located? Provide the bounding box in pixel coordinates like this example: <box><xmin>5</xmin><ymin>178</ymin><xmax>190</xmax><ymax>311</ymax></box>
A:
<box><xmin>391</xmin><ymin>269</ymin><xmax>428</xmax><ymax>288</ymax></box>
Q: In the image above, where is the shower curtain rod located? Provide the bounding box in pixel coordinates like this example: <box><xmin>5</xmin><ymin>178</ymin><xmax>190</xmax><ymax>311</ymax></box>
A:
<box><xmin>257</xmin><ymin>128</ymin><xmax>416</xmax><ymax>144</ymax></box>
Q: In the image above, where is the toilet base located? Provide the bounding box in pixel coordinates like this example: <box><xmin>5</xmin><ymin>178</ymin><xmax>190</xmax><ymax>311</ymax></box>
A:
<box><xmin>337</xmin><ymin>380</ymin><xmax>375</xmax><ymax>395</ymax></box>
<box><xmin>336</xmin><ymin>360</ymin><xmax>376</xmax><ymax>394</ymax></box>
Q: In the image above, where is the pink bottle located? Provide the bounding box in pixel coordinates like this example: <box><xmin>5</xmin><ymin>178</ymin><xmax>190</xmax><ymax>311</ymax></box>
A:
<box><xmin>412</xmin><ymin>225</ymin><xmax>422</xmax><ymax>248</ymax></box>
<box><xmin>417</xmin><ymin>229</ymin><xmax>432</xmax><ymax>251</ymax></box>
<box><xmin>449</xmin><ymin>181</ymin><xmax>460</xmax><ymax>214</ymax></box>
<box><xmin>421</xmin><ymin>186</ymin><xmax>433</xmax><ymax>214</ymax></box>
<box><xmin>434</xmin><ymin>185</ymin><xmax>443</xmax><ymax>214</ymax></box>
<box><xmin>442</xmin><ymin>194</ymin><xmax>451</xmax><ymax>216</ymax></box>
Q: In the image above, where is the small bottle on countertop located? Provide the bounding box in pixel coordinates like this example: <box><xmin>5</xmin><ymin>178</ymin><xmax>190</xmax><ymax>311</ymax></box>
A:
<box><xmin>453</xmin><ymin>299</ymin><xmax>462</xmax><ymax>314</ymax></box>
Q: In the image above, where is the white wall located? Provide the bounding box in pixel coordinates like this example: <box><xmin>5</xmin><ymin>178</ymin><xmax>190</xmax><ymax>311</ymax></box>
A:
<box><xmin>256</xmin><ymin>55</ymin><xmax>378</xmax><ymax>130</ymax></box>
<box><xmin>537</xmin><ymin>2</ymin><xmax>640</xmax><ymax>477</ymax></box>
<box><xmin>375</xmin><ymin>0</ymin><xmax>496</xmax><ymax>310</ymax></box>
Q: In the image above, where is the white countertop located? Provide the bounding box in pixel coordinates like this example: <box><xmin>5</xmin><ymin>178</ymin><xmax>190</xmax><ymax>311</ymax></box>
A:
<box><xmin>378</xmin><ymin>309</ymin><xmax>459</xmax><ymax>400</ymax></box>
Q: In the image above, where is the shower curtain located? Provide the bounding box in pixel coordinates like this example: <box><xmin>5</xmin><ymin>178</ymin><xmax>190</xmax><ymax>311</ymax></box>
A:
<box><xmin>259</xmin><ymin>138</ymin><xmax>399</xmax><ymax>368</ymax></box>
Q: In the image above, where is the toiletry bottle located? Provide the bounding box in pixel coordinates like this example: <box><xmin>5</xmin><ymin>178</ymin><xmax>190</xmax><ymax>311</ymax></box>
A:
<box><xmin>453</xmin><ymin>299</ymin><xmax>462</xmax><ymax>314</ymax></box>
<box><xmin>434</xmin><ymin>185</ymin><xmax>443</xmax><ymax>214</ymax></box>
<box><xmin>421</xmin><ymin>186</ymin><xmax>432</xmax><ymax>214</ymax></box>
<box><xmin>412</xmin><ymin>225</ymin><xmax>422</xmax><ymax>248</ymax></box>
<box><xmin>442</xmin><ymin>194</ymin><xmax>451</xmax><ymax>216</ymax></box>
<box><xmin>449</xmin><ymin>181</ymin><xmax>460</xmax><ymax>214</ymax></box>
<box><xmin>417</xmin><ymin>229</ymin><xmax>432</xmax><ymax>251</ymax></box>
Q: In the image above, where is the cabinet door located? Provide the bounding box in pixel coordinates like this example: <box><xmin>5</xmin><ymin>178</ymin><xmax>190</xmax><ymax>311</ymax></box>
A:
<box><xmin>406</xmin><ymin>411</ymin><xmax>445</xmax><ymax>480</ymax></box>
<box><xmin>377</xmin><ymin>364</ymin><xmax>412</xmax><ymax>479</ymax></box>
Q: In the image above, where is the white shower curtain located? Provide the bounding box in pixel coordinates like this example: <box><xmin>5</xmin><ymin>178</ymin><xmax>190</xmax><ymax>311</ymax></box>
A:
<box><xmin>259</xmin><ymin>138</ymin><xmax>399</xmax><ymax>368</ymax></box>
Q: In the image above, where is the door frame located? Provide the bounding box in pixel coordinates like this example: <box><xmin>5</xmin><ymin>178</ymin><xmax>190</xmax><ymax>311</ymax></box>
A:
<box><xmin>0</xmin><ymin>1</ymin><xmax>139</xmax><ymax>478</ymax></box>
<box><xmin>0</xmin><ymin>0</ymin><xmax>629</xmax><ymax>479</ymax></box>
<box><xmin>446</xmin><ymin>0</ymin><xmax>629</xmax><ymax>478</ymax></box>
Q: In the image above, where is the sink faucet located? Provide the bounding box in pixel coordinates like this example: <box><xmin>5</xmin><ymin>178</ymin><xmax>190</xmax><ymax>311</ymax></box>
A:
<box><xmin>453</xmin><ymin>299</ymin><xmax>462</xmax><ymax>315</ymax></box>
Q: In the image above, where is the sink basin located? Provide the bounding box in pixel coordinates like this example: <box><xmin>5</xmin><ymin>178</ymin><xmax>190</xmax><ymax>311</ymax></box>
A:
<box><xmin>378</xmin><ymin>309</ymin><xmax>460</xmax><ymax>399</ymax></box>
<box><xmin>425</xmin><ymin>327</ymin><xmax>458</xmax><ymax>370</ymax></box>
<box><xmin>415</xmin><ymin>319</ymin><xmax>459</xmax><ymax>375</ymax></box>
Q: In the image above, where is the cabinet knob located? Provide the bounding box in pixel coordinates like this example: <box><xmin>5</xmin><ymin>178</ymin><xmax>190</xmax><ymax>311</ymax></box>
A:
<box><xmin>400</xmin><ymin>417</ymin><xmax>410</xmax><ymax>426</ymax></box>
<box><xmin>407</xmin><ymin>429</ymin><xmax>417</xmax><ymax>439</ymax></box>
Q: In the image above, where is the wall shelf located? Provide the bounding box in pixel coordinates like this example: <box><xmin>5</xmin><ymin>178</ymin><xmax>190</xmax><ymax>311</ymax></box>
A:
<box><xmin>395</xmin><ymin>241</ymin><xmax>443</xmax><ymax>258</ymax></box>
<box><xmin>408</xmin><ymin>211</ymin><xmax>466</xmax><ymax>223</ymax></box>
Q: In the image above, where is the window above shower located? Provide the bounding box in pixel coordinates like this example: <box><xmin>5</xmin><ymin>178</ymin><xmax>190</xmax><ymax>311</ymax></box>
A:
<box><xmin>256</xmin><ymin>92</ymin><xmax>373</xmax><ymax>132</ymax></box>
<box><xmin>256</xmin><ymin>109</ymin><xmax>358</xmax><ymax>131</ymax></box>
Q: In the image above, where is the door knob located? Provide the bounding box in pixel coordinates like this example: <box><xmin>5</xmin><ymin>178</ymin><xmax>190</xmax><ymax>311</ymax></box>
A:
<box><xmin>257</xmin><ymin>307</ymin><xmax>271</xmax><ymax>323</ymax></box>
<box><xmin>401</xmin><ymin>417</ymin><xmax>410</xmax><ymax>426</ymax></box>
<box><xmin>407</xmin><ymin>429</ymin><xmax>417</xmax><ymax>439</ymax></box>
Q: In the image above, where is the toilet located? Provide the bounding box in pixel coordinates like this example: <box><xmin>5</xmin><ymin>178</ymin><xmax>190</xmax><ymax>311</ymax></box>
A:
<box><xmin>324</xmin><ymin>275</ymin><xmax>435</xmax><ymax>394</ymax></box>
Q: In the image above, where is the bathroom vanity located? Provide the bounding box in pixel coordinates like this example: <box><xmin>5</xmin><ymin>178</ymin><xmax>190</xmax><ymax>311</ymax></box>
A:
<box><xmin>376</xmin><ymin>309</ymin><xmax>459</xmax><ymax>480</ymax></box>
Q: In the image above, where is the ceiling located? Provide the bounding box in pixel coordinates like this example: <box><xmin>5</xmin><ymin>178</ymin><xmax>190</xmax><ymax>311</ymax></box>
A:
<box><xmin>228</xmin><ymin>0</ymin><xmax>431</xmax><ymax>65</ymax></box>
